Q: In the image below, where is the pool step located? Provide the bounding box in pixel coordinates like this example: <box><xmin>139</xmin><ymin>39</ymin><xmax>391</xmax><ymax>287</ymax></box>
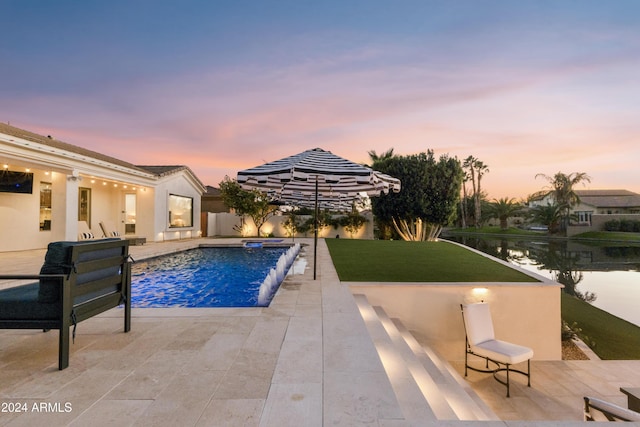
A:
<box><xmin>353</xmin><ymin>294</ymin><xmax>498</xmax><ymax>421</ymax></box>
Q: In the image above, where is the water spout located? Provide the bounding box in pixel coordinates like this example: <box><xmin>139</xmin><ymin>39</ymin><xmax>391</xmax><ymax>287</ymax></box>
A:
<box><xmin>257</xmin><ymin>244</ymin><xmax>301</xmax><ymax>306</ymax></box>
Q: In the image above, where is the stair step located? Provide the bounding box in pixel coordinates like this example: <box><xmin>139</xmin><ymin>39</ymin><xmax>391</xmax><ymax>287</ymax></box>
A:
<box><xmin>353</xmin><ymin>294</ymin><xmax>438</xmax><ymax>421</ymax></box>
<box><xmin>391</xmin><ymin>318</ymin><xmax>500</xmax><ymax>421</ymax></box>
<box><xmin>353</xmin><ymin>293</ymin><xmax>499</xmax><ymax>421</ymax></box>
<box><xmin>372</xmin><ymin>305</ymin><xmax>459</xmax><ymax>420</ymax></box>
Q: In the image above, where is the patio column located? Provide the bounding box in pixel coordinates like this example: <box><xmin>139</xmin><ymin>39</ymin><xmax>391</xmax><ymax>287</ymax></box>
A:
<box><xmin>63</xmin><ymin>171</ymin><xmax>80</xmax><ymax>241</ymax></box>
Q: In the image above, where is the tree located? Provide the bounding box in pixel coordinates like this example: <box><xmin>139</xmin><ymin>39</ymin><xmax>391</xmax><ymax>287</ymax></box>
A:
<box><xmin>218</xmin><ymin>176</ymin><xmax>278</xmax><ymax>237</ymax></box>
<box><xmin>463</xmin><ymin>156</ymin><xmax>490</xmax><ymax>228</ymax></box>
<box><xmin>282</xmin><ymin>211</ymin><xmax>301</xmax><ymax>239</ymax></box>
<box><xmin>367</xmin><ymin>148</ymin><xmax>395</xmax><ymax>164</ymax></box>
<box><xmin>527</xmin><ymin>203</ymin><xmax>565</xmax><ymax>234</ymax></box>
<box><xmin>460</xmin><ymin>171</ymin><xmax>471</xmax><ymax>228</ymax></box>
<box><xmin>486</xmin><ymin>198</ymin><xmax>522</xmax><ymax>230</ymax></box>
<box><xmin>370</xmin><ymin>150</ymin><xmax>463</xmax><ymax>241</ymax></box>
<box><xmin>339</xmin><ymin>204</ymin><xmax>368</xmax><ymax>238</ymax></box>
<box><xmin>298</xmin><ymin>209</ymin><xmax>337</xmax><ymax>236</ymax></box>
<box><xmin>535</xmin><ymin>172</ymin><xmax>591</xmax><ymax>234</ymax></box>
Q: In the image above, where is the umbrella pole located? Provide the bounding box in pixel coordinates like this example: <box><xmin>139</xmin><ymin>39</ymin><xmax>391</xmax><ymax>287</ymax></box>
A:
<box><xmin>313</xmin><ymin>179</ymin><xmax>318</xmax><ymax>280</ymax></box>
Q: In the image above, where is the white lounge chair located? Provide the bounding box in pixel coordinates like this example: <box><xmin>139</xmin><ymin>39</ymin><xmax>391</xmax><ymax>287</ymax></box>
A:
<box><xmin>584</xmin><ymin>396</ymin><xmax>640</xmax><ymax>421</ymax></box>
<box><xmin>78</xmin><ymin>221</ymin><xmax>96</xmax><ymax>240</ymax></box>
<box><xmin>99</xmin><ymin>220</ymin><xmax>146</xmax><ymax>245</ymax></box>
<box><xmin>99</xmin><ymin>220</ymin><xmax>122</xmax><ymax>238</ymax></box>
<box><xmin>460</xmin><ymin>302</ymin><xmax>534</xmax><ymax>397</ymax></box>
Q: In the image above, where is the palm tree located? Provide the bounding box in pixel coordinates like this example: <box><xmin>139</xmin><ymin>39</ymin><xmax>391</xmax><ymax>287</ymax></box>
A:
<box><xmin>460</xmin><ymin>171</ymin><xmax>471</xmax><ymax>228</ymax></box>
<box><xmin>528</xmin><ymin>203</ymin><xmax>565</xmax><ymax>234</ymax></box>
<box><xmin>463</xmin><ymin>156</ymin><xmax>490</xmax><ymax>228</ymax></box>
<box><xmin>487</xmin><ymin>198</ymin><xmax>522</xmax><ymax>230</ymax></box>
<box><xmin>367</xmin><ymin>148</ymin><xmax>395</xmax><ymax>166</ymax></box>
<box><xmin>535</xmin><ymin>172</ymin><xmax>591</xmax><ymax>234</ymax></box>
<box><xmin>368</xmin><ymin>148</ymin><xmax>396</xmax><ymax>238</ymax></box>
<box><xmin>475</xmin><ymin>161</ymin><xmax>489</xmax><ymax>226</ymax></box>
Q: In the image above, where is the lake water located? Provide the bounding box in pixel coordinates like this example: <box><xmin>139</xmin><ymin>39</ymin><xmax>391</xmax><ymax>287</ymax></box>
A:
<box><xmin>444</xmin><ymin>235</ymin><xmax>640</xmax><ymax>327</ymax></box>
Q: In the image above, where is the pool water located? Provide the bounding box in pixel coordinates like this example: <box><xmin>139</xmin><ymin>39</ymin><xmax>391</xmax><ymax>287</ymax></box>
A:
<box><xmin>131</xmin><ymin>247</ymin><xmax>289</xmax><ymax>307</ymax></box>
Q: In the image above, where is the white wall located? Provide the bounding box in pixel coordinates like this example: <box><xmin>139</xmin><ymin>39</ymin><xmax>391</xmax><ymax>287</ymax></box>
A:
<box><xmin>349</xmin><ymin>282</ymin><xmax>563</xmax><ymax>361</ymax></box>
<box><xmin>207</xmin><ymin>212</ymin><xmax>374</xmax><ymax>239</ymax></box>
<box><xmin>0</xmin><ymin>173</ymin><xmax>42</xmax><ymax>251</ymax></box>
<box><xmin>0</xmin><ymin>170</ymin><xmax>69</xmax><ymax>251</ymax></box>
<box><xmin>134</xmin><ymin>187</ymin><xmax>155</xmax><ymax>240</ymax></box>
<box><xmin>0</xmin><ymin>167</ymin><xmax>203</xmax><ymax>251</ymax></box>
<box><xmin>153</xmin><ymin>174</ymin><xmax>203</xmax><ymax>242</ymax></box>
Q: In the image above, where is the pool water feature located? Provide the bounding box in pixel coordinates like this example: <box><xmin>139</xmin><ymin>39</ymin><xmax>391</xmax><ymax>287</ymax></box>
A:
<box><xmin>257</xmin><ymin>244</ymin><xmax>301</xmax><ymax>305</ymax></box>
<box><xmin>131</xmin><ymin>245</ymin><xmax>300</xmax><ymax>307</ymax></box>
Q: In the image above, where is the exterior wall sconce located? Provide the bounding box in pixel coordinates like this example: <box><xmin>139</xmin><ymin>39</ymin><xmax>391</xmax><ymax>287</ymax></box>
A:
<box><xmin>467</xmin><ymin>287</ymin><xmax>490</xmax><ymax>304</ymax></box>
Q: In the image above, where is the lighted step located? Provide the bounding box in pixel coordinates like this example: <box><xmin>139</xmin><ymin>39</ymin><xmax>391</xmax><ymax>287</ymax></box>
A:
<box><xmin>391</xmin><ymin>318</ymin><xmax>499</xmax><ymax>421</ymax></box>
<box><xmin>372</xmin><ymin>305</ymin><xmax>459</xmax><ymax>420</ymax></box>
<box><xmin>353</xmin><ymin>294</ymin><xmax>438</xmax><ymax>421</ymax></box>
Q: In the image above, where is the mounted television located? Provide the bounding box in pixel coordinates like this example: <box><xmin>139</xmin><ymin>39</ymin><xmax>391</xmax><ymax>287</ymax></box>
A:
<box><xmin>0</xmin><ymin>170</ymin><xmax>34</xmax><ymax>194</ymax></box>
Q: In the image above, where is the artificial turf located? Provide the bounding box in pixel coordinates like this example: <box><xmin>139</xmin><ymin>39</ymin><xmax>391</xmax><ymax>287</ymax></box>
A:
<box><xmin>325</xmin><ymin>238</ymin><xmax>640</xmax><ymax>359</ymax></box>
<box><xmin>324</xmin><ymin>238</ymin><xmax>538</xmax><ymax>282</ymax></box>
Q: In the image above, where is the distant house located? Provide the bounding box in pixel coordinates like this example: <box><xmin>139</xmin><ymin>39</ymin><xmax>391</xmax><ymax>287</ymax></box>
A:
<box><xmin>0</xmin><ymin>123</ymin><xmax>206</xmax><ymax>252</ymax></box>
<box><xmin>573</xmin><ymin>189</ymin><xmax>640</xmax><ymax>215</ymax></box>
<box><xmin>201</xmin><ymin>185</ymin><xmax>228</xmax><ymax>214</ymax></box>
<box><xmin>528</xmin><ymin>189</ymin><xmax>640</xmax><ymax>234</ymax></box>
<box><xmin>570</xmin><ymin>190</ymin><xmax>640</xmax><ymax>230</ymax></box>
<box><xmin>200</xmin><ymin>185</ymin><xmax>229</xmax><ymax>237</ymax></box>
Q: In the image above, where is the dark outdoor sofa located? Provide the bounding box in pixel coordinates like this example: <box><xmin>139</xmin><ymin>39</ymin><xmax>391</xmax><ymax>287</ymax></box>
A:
<box><xmin>0</xmin><ymin>239</ymin><xmax>132</xmax><ymax>370</ymax></box>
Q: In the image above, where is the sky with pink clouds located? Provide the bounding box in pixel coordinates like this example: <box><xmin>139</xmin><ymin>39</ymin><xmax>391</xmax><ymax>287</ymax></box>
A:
<box><xmin>2</xmin><ymin>0</ymin><xmax>639</xmax><ymax>199</ymax></box>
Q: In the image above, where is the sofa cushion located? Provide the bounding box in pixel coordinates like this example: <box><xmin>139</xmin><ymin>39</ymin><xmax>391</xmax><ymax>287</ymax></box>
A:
<box><xmin>38</xmin><ymin>239</ymin><xmax>121</xmax><ymax>303</ymax></box>
<box><xmin>0</xmin><ymin>282</ymin><xmax>59</xmax><ymax>320</ymax></box>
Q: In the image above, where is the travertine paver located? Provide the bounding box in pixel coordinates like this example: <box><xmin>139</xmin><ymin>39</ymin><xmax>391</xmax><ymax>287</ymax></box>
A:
<box><xmin>1</xmin><ymin>237</ymin><xmax>640</xmax><ymax>426</ymax></box>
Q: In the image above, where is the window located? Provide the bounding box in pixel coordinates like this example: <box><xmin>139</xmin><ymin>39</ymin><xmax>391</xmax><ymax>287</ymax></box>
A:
<box><xmin>168</xmin><ymin>194</ymin><xmax>193</xmax><ymax>228</ymax></box>
<box><xmin>40</xmin><ymin>182</ymin><xmax>52</xmax><ymax>231</ymax></box>
<box><xmin>575</xmin><ymin>211</ymin><xmax>592</xmax><ymax>225</ymax></box>
<box><xmin>78</xmin><ymin>187</ymin><xmax>91</xmax><ymax>227</ymax></box>
<box><xmin>125</xmin><ymin>193</ymin><xmax>136</xmax><ymax>234</ymax></box>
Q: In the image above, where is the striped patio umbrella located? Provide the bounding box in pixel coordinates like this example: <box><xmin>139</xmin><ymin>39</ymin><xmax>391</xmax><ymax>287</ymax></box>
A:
<box><xmin>237</xmin><ymin>148</ymin><xmax>401</xmax><ymax>278</ymax></box>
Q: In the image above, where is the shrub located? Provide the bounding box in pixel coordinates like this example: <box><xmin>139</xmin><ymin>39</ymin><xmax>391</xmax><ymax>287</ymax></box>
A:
<box><xmin>603</xmin><ymin>219</ymin><xmax>640</xmax><ymax>233</ymax></box>
<box><xmin>620</xmin><ymin>219</ymin><xmax>634</xmax><ymax>232</ymax></box>
<box><xmin>604</xmin><ymin>219</ymin><xmax>620</xmax><ymax>231</ymax></box>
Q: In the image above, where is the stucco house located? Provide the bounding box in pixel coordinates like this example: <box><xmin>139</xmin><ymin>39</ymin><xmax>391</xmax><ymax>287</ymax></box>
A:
<box><xmin>0</xmin><ymin>123</ymin><xmax>206</xmax><ymax>252</ymax></box>
<box><xmin>573</xmin><ymin>189</ymin><xmax>640</xmax><ymax>217</ymax></box>
<box><xmin>528</xmin><ymin>189</ymin><xmax>640</xmax><ymax>234</ymax></box>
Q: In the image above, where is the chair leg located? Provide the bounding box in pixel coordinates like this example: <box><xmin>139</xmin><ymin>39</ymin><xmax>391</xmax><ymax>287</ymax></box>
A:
<box><xmin>506</xmin><ymin>364</ymin><xmax>510</xmax><ymax>398</ymax></box>
<box><xmin>464</xmin><ymin>350</ymin><xmax>468</xmax><ymax>377</ymax></box>
<box><xmin>59</xmin><ymin>327</ymin><xmax>69</xmax><ymax>370</ymax></box>
<box><xmin>527</xmin><ymin>359</ymin><xmax>531</xmax><ymax>387</ymax></box>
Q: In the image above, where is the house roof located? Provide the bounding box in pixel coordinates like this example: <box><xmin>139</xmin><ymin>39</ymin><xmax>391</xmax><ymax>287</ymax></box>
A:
<box><xmin>204</xmin><ymin>185</ymin><xmax>221</xmax><ymax>196</ymax></box>
<box><xmin>0</xmin><ymin>122</ymin><xmax>149</xmax><ymax>174</ymax></box>
<box><xmin>575</xmin><ymin>189</ymin><xmax>640</xmax><ymax>209</ymax></box>
<box><xmin>1</xmin><ymin>123</ymin><xmax>206</xmax><ymax>190</ymax></box>
<box><xmin>137</xmin><ymin>165</ymin><xmax>206</xmax><ymax>190</ymax></box>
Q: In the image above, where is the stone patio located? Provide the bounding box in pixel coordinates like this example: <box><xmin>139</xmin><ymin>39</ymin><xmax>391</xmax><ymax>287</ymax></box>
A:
<box><xmin>1</xmin><ymin>238</ymin><xmax>639</xmax><ymax>426</ymax></box>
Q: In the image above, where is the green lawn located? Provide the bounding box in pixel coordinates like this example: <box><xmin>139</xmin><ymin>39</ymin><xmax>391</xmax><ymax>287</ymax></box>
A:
<box><xmin>445</xmin><ymin>226</ymin><xmax>546</xmax><ymax>236</ymax></box>
<box><xmin>325</xmin><ymin>238</ymin><xmax>640</xmax><ymax>359</ymax></box>
<box><xmin>447</xmin><ymin>227</ymin><xmax>640</xmax><ymax>243</ymax></box>
<box><xmin>562</xmin><ymin>293</ymin><xmax>640</xmax><ymax>359</ymax></box>
<box><xmin>325</xmin><ymin>239</ymin><xmax>538</xmax><ymax>282</ymax></box>
<box><xmin>573</xmin><ymin>231</ymin><xmax>640</xmax><ymax>243</ymax></box>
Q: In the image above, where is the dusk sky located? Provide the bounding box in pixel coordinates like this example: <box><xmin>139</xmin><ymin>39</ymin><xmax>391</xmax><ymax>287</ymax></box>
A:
<box><xmin>2</xmin><ymin>1</ymin><xmax>639</xmax><ymax>199</ymax></box>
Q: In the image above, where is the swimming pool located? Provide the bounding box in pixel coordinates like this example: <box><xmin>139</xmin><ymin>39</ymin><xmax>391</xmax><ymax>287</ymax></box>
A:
<box><xmin>131</xmin><ymin>247</ymin><xmax>290</xmax><ymax>307</ymax></box>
